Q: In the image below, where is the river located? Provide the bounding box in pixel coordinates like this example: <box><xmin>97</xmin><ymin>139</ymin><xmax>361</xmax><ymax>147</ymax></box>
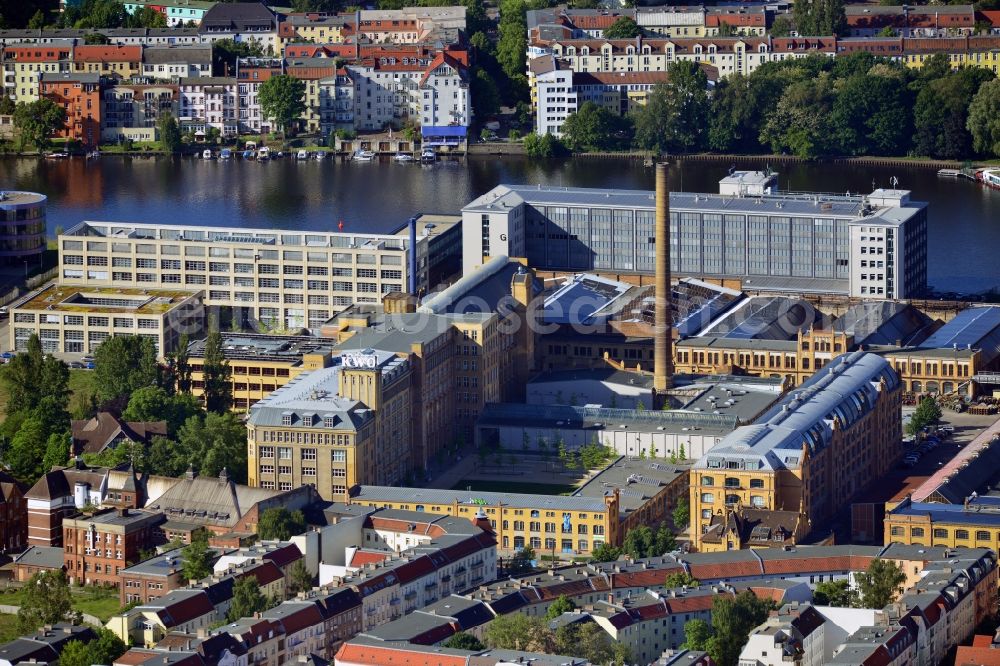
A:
<box><xmin>0</xmin><ymin>155</ymin><xmax>997</xmax><ymax>293</ymax></box>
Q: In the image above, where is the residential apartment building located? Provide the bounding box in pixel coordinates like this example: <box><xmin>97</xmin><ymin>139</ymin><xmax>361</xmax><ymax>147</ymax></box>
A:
<box><xmin>123</xmin><ymin>0</ymin><xmax>217</xmax><ymax>27</ymax></box>
<box><xmin>285</xmin><ymin>56</ymin><xmax>337</xmax><ymax>133</ymax></box>
<box><xmin>63</xmin><ymin>508</ymin><xmax>164</xmax><ymax>586</ymax></box>
<box><xmin>278</xmin><ymin>13</ymin><xmax>350</xmax><ymax>45</ymax></box>
<box><xmin>39</xmin><ymin>71</ymin><xmax>102</xmax><ymax>146</ymax></box>
<box><xmin>101</xmin><ymin>80</ymin><xmax>177</xmax><ymax>143</ymax></box>
<box><xmin>107</xmin><ymin>588</ymin><xmax>219</xmax><ymax>646</ymax></box>
<box><xmin>9</xmin><ymin>284</ymin><xmax>204</xmax><ymax>356</ymax></box>
<box><xmin>0</xmin><ymin>28</ymin><xmax>204</xmax><ymax>48</ymax></box>
<box><xmin>845</xmin><ymin>4</ymin><xmax>976</xmax><ymax>37</ymax></box>
<box><xmin>462</xmin><ymin>181</ymin><xmax>929</xmax><ymax>299</ymax></box>
<box><xmin>70</xmin><ymin>44</ymin><xmax>142</xmax><ymax>77</ymax></box>
<box><xmin>25</xmin><ymin>464</ymin><xmax>108</xmax><ymax>547</ymax></box>
<box><xmin>119</xmin><ymin>547</ymin><xmax>186</xmax><ymax>605</ymax></box>
<box><xmin>689</xmin><ymin>351</ymin><xmax>902</xmax><ymax>551</ymax></box>
<box><xmin>234</xmin><ymin>56</ymin><xmax>283</xmax><ymax>133</ymax></box>
<box><xmin>140</xmin><ymin>45</ymin><xmax>212</xmax><ymax>79</ymax></box>
<box><xmin>178</xmin><ymin>76</ymin><xmax>239</xmax><ymax>136</ymax></box>
<box><xmin>187</xmin><ymin>333</ymin><xmax>337</xmax><ymax>411</ymax></box>
<box><xmin>349</xmin><ymin>486</ymin><xmax>620</xmax><ymax>556</ymax></box>
<box><xmin>0</xmin><ymin>191</ymin><xmax>46</xmax><ymax>267</ymax></box>
<box><xmin>197</xmin><ymin>2</ymin><xmax>279</xmax><ymax>54</ymax></box>
<box><xmin>56</xmin><ymin>219</ymin><xmax>459</xmax><ymax>325</ymax></box>
<box><xmin>247</xmin><ymin>349</ymin><xmax>411</xmax><ymax>499</ymax></box>
<box><xmin>2</xmin><ymin>42</ymin><xmax>73</xmax><ymax>102</ymax></box>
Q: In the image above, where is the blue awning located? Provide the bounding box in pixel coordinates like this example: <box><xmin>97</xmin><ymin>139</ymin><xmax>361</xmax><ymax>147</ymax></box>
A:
<box><xmin>422</xmin><ymin>126</ymin><xmax>467</xmax><ymax>137</ymax></box>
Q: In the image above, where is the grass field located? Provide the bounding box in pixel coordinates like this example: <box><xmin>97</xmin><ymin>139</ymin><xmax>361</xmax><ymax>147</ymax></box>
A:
<box><xmin>452</xmin><ymin>479</ymin><xmax>577</xmax><ymax>495</ymax></box>
<box><xmin>0</xmin><ymin>583</ymin><xmax>121</xmax><ymax>623</ymax></box>
<box><xmin>0</xmin><ymin>614</ymin><xmax>20</xmax><ymax>642</ymax></box>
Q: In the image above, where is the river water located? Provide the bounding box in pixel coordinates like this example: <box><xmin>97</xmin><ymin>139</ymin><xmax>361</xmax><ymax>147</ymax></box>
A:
<box><xmin>0</xmin><ymin>155</ymin><xmax>996</xmax><ymax>293</ymax></box>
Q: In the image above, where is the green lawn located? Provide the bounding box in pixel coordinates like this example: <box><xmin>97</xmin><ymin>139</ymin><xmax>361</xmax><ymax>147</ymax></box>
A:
<box><xmin>0</xmin><ymin>584</ymin><xmax>121</xmax><ymax>623</ymax></box>
<box><xmin>452</xmin><ymin>479</ymin><xmax>577</xmax><ymax>495</ymax></box>
<box><xmin>0</xmin><ymin>614</ymin><xmax>20</xmax><ymax>642</ymax></box>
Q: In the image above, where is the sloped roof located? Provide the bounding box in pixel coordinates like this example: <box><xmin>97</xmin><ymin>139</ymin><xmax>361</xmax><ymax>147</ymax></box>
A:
<box><xmin>145</xmin><ymin>470</ymin><xmax>282</xmax><ymax>528</ymax></box>
<box><xmin>72</xmin><ymin>412</ymin><xmax>167</xmax><ymax>455</ymax></box>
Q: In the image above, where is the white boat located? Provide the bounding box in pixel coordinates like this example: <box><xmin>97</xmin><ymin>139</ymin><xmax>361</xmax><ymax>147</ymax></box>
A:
<box><xmin>202</xmin><ymin>149</ymin><xmax>213</xmax><ymax>159</ymax></box>
<box><xmin>978</xmin><ymin>168</ymin><xmax>1000</xmax><ymax>190</ymax></box>
<box><xmin>352</xmin><ymin>149</ymin><xmax>376</xmax><ymax>161</ymax></box>
<box><xmin>219</xmin><ymin>148</ymin><xmax>232</xmax><ymax>160</ymax></box>
<box><xmin>46</xmin><ymin>151</ymin><xmax>69</xmax><ymax>159</ymax></box>
<box><xmin>393</xmin><ymin>153</ymin><xmax>415</xmax><ymax>162</ymax></box>
<box><xmin>245</xmin><ymin>140</ymin><xmax>258</xmax><ymax>151</ymax></box>
<box><xmin>313</xmin><ymin>151</ymin><xmax>326</xmax><ymax>160</ymax></box>
<box><xmin>420</xmin><ymin>148</ymin><xmax>436</xmax><ymax>162</ymax></box>
<box><xmin>296</xmin><ymin>150</ymin><xmax>308</xmax><ymax>160</ymax></box>
<box><xmin>257</xmin><ymin>146</ymin><xmax>271</xmax><ymax>161</ymax></box>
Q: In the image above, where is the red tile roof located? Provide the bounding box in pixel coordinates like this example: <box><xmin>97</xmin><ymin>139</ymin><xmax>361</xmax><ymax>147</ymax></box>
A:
<box><xmin>73</xmin><ymin>45</ymin><xmax>142</xmax><ymax>62</ymax></box>
<box><xmin>335</xmin><ymin>643</ymin><xmax>468</xmax><ymax>666</ymax></box>
<box><xmin>350</xmin><ymin>549</ymin><xmax>390</xmax><ymax>567</ymax></box>
<box><xmin>955</xmin><ymin>646</ymin><xmax>1000</xmax><ymax>665</ymax></box>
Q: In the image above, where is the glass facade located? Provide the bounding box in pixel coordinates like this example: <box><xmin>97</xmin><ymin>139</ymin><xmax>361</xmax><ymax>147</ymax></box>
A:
<box><xmin>0</xmin><ymin>194</ymin><xmax>46</xmax><ymax>265</ymax></box>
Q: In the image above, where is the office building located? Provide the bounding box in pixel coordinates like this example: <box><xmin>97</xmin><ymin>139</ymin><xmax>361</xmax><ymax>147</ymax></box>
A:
<box><xmin>56</xmin><ymin>218</ymin><xmax>460</xmax><ymax>326</ymax></box>
<box><xmin>461</xmin><ymin>178</ymin><xmax>928</xmax><ymax>299</ymax></box>
<box><xmin>689</xmin><ymin>351</ymin><xmax>902</xmax><ymax>551</ymax></box>
<box><xmin>0</xmin><ymin>190</ymin><xmax>46</xmax><ymax>267</ymax></box>
<box><xmin>187</xmin><ymin>333</ymin><xmax>338</xmax><ymax>411</ymax></box>
<box><xmin>247</xmin><ymin>350</ymin><xmax>413</xmax><ymax>500</ymax></box>
<box><xmin>8</xmin><ymin>284</ymin><xmax>204</xmax><ymax>356</ymax></box>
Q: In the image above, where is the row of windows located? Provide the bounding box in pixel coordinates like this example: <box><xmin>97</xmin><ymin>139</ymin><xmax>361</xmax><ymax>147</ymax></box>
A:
<box><xmin>701</xmin><ymin>476</ymin><xmax>765</xmax><ymax>489</ymax></box>
<box><xmin>889</xmin><ymin>526</ymin><xmax>994</xmax><ymax>541</ymax></box>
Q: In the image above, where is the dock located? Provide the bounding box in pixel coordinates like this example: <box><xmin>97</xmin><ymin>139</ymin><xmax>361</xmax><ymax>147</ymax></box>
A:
<box><xmin>937</xmin><ymin>168</ymin><xmax>977</xmax><ymax>181</ymax></box>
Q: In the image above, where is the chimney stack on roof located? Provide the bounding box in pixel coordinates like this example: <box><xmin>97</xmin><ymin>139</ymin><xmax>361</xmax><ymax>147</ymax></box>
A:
<box><xmin>653</xmin><ymin>162</ymin><xmax>674</xmax><ymax>403</ymax></box>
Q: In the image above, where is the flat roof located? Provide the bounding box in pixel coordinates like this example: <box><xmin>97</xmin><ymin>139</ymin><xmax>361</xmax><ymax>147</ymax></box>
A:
<box><xmin>543</xmin><ymin>274</ymin><xmax>635</xmax><ymax>326</ymax></box>
<box><xmin>66</xmin><ymin>220</ymin><xmax>411</xmax><ymax>249</ymax></box>
<box><xmin>0</xmin><ymin>190</ymin><xmax>46</xmax><ymax>206</ymax></box>
<box><xmin>478</xmin><ymin>402</ymin><xmax>741</xmax><ymax>437</ymax></box>
<box><xmin>188</xmin><ymin>333</ymin><xmax>337</xmax><ymax>363</ymax></box>
<box><xmin>575</xmin><ymin>456</ymin><xmax>689</xmax><ymax>516</ymax></box>
<box><xmin>121</xmin><ymin>548</ymin><xmax>185</xmax><ymax>577</ymax></box>
<box><xmin>14</xmin><ymin>284</ymin><xmax>198</xmax><ymax>315</ymax></box>
<box><xmin>352</xmin><ymin>485</ymin><xmax>611</xmax><ymax>512</ymax></box>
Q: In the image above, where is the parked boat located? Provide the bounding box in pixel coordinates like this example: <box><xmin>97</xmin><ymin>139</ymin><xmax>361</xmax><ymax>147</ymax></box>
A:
<box><xmin>420</xmin><ymin>148</ymin><xmax>436</xmax><ymax>162</ymax></box>
<box><xmin>352</xmin><ymin>149</ymin><xmax>376</xmax><ymax>161</ymax></box>
<box><xmin>257</xmin><ymin>146</ymin><xmax>271</xmax><ymax>161</ymax></box>
<box><xmin>313</xmin><ymin>151</ymin><xmax>326</xmax><ymax>160</ymax></box>
<box><xmin>219</xmin><ymin>148</ymin><xmax>232</xmax><ymax>160</ymax></box>
<box><xmin>245</xmin><ymin>141</ymin><xmax>258</xmax><ymax>152</ymax></box>
<box><xmin>242</xmin><ymin>150</ymin><xmax>254</xmax><ymax>160</ymax></box>
<box><xmin>978</xmin><ymin>168</ymin><xmax>1000</xmax><ymax>190</ymax></box>
<box><xmin>393</xmin><ymin>153</ymin><xmax>415</xmax><ymax>162</ymax></box>
<box><xmin>295</xmin><ymin>150</ymin><xmax>308</xmax><ymax>160</ymax></box>
<box><xmin>202</xmin><ymin>149</ymin><xmax>213</xmax><ymax>159</ymax></box>
<box><xmin>86</xmin><ymin>150</ymin><xmax>100</xmax><ymax>160</ymax></box>
<box><xmin>46</xmin><ymin>151</ymin><xmax>69</xmax><ymax>159</ymax></box>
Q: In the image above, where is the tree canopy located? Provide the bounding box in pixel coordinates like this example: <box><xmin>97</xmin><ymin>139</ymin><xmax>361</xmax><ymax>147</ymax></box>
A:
<box><xmin>58</xmin><ymin>629</ymin><xmax>127</xmax><ymax>666</ymax></box>
<box><xmin>682</xmin><ymin>591</ymin><xmax>776</xmax><ymax>666</ymax></box>
<box><xmin>13</xmin><ymin>99</ymin><xmax>66</xmax><ymax>151</ymax></box>
<box><xmin>560</xmin><ymin>102</ymin><xmax>633</xmax><ymax>152</ymax></box>
<box><xmin>93</xmin><ymin>335</ymin><xmax>158</xmax><ymax>405</ymax></box>
<box><xmin>227</xmin><ymin>575</ymin><xmax>269</xmax><ymax>621</ymax></box>
<box><xmin>257</xmin><ymin>507</ymin><xmax>307</xmax><ymax>541</ymax></box>
<box><xmin>632</xmin><ymin>62</ymin><xmax>710</xmax><ymax>153</ymax></box>
<box><xmin>968</xmin><ymin>78</ymin><xmax>1000</xmax><ymax>161</ymax></box>
<box><xmin>603</xmin><ymin>16</ymin><xmax>641</xmax><ymax>39</ymax></box>
<box><xmin>181</xmin><ymin>530</ymin><xmax>213</xmax><ymax>582</ymax></box>
<box><xmin>856</xmin><ymin>559</ymin><xmax>906</xmax><ymax>609</ymax></box>
<box><xmin>443</xmin><ymin>632</ymin><xmax>486</xmax><ymax>651</ymax></box>
<box><xmin>17</xmin><ymin>570</ymin><xmax>78</xmax><ymax>633</ymax></box>
<box><xmin>545</xmin><ymin>595</ymin><xmax>576</xmax><ymax>619</ymax></box>
<box><xmin>201</xmin><ymin>325</ymin><xmax>233</xmax><ymax>414</ymax></box>
<box><xmin>258</xmin><ymin>75</ymin><xmax>307</xmax><ymax>136</ymax></box>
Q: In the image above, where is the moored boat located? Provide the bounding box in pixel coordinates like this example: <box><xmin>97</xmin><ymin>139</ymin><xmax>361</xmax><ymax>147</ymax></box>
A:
<box><xmin>977</xmin><ymin>168</ymin><xmax>1000</xmax><ymax>190</ymax></box>
<box><xmin>257</xmin><ymin>146</ymin><xmax>271</xmax><ymax>161</ymax></box>
<box><xmin>420</xmin><ymin>148</ymin><xmax>436</xmax><ymax>162</ymax></box>
<box><xmin>393</xmin><ymin>153</ymin><xmax>415</xmax><ymax>162</ymax></box>
<box><xmin>296</xmin><ymin>150</ymin><xmax>308</xmax><ymax>160</ymax></box>
<box><xmin>202</xmin><ymin>149</ymin><xmax>213</xmax><ymax>159</ymax></box>
<box><xmin>352</xmin><ymin>149</ymin><xmax>376</xmax><ymax>161</ymax></box>
<box><xmin>219</xmin><ymin>148</ymin><xmax>232</xmax><ymax>160</ymax></box>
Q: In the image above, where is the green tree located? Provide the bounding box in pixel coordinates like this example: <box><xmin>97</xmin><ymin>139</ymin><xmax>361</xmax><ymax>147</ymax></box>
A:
<box><xmin>682</xmin><ymin>618</ymin><xmax>712</xmax><ymax>650</ymax></box>
<box><xmin>464</xmin><ymin>0</ymin><xmax>490</xmax><ymax>37</ymax></box>
<box><xmin>257</xmin><ymin>507</ymin><xmax>307</xmax><ymax>541</ymax></box>
<box><xmin>913</xmin><ymin>68</ymin><xmax>995</xmax><ymax>159</ymax></box>
<box><xmin>211</xmin><ymin>39</ymin><xmax>265</xmax><ymax>76</ymax></box>
<box><xmin>855</xmin><ymin>559</ymin><xmax>906</xmax><ymax>609</ymax></box>
<box><xmin>603</xmin><ymin>16</ymin><xmax>641</xmax><ymax>38</ymax></box>
<box><xmin>622</xmin><ymin>525</ymin><xmax>655</xmax><ymax>558</ymax></box>
<box><xmin>8</xmin><ymin>415</ymin><xmax>56</xmax><ymax>482</ymax></box>
<box><xmin>632</xmin><ymin>62</ymin><xmax>710</xmax><ymax>153</ymax></box>
<box><xmin>760</xmin><ymin>73</ymin><xmax>836</xmax><ymax>158</ymax></box>
<box><xmin>877</xmin><ymin>25</ymin><xmax>895</xmax><ymax>37</ymax></box>
<box><xmin>165</xmin><ymin>332</ymin><xmax>193</xmax><ymax>394</ymax></box>
<box><xmin>122</xmin><ymin>386</ymin><xmax>202</xmax><ymax>434</ymax></box>
<box><xmin>227</xmin><ymin>575</ymin><xmax>268</xmax><ymax>621</ymax></box>
<box><xmin>12</xmin><ymin>98</ymin><xmax>66</xmax><ymax>151</ymax></box>
<box><xmin>146</xmin><ymin>435</ymin><xmax>187</xmax><ymax>477</ymax></box>
<box><xmin>16</xmin><ymin>570</ymin><xmax>76</xmax><ymax>633</ymax></box>
<box><xmin>258</xmin><ymin>74</ymin><xmax>307</xmax><ymax>137</ymax></box>
<box><xmin>968</xmin><ymin>78</ymin><xmax>1000</xmax><ymax>156</ymax></box>
<box><xmin>508</xmin><ymin>545</ymin><xmax>535</xmax><ymax>574</ymax></box>
<box><xmin>654</xmin><ymin>522</ymin><xmax>677</xmax><ymax>555</ymax></box>
<box><xmin>93</xmin><ymin>335</ymin><xmax>158</xmax><ymax>404</ymax></box>
<box><xmin>792</xmin><ymin>0</ymin><xmax>846</xmax><ymax>35</ymax></box>
<box><xmin>443</xmin><ymin>632</ymin><xmax>486</xmax><ymax>651</ymax></box>
<box><xmin>672</xmin><ymin>497</ymin><xmax>690</xmax><ymax>528</ymax></box>
<box><xmin>496</xmin><ymin>0</ymin><xmax>529</xmax><ymax>97</ymax></box>
<box><xmin>76</xmin><ymin>0</ymin><xmax>128</xmax><ymax>28</ymax></box>
<box><xmin>590</xmin><ymin>542</ymin><xmax>622</xmax><ymax>562</ymax></box>
<box><xmin>157</xmin><ymin>112</ymin><xmax>181</xmax><ymax>153</ymax></box>
<box><xmin>484</xmin><ymin>613</ymin><xmax>552</xmax><ymax>652</ymax></box>
<box><xmin>181</xmin><ymin>530</ymin><xmax>212</xmax><ymax>582</ymax></box>
<box><xmin>27</xmin><ymin>9</ymin><xmax>46</xmax><ymax>29</ymax></box>
<box><xmin>554</xmin><ymin>622</ymin><xmax>627</xmax><ymax>664</ymax></box>
<box><xmin>83</xmin><ymin>32</ymin><xmax>110</xmax><ymax>44</ymax></box>
<box><xmin>0</xmin><ymin>95</ymin><xmax>15</xmax><ymax>116</ymax></box>
<box><xmin>545</xmin><ymin>595</ymin><xmax>577</xmax><ymax>619</ymax></box>
<box><xmin>42</xmin><ymin>432</ymin><xmax>71</xmax><ymax>473</ymax></box>
<box><xmin>58</xmin><ymin>629</ymin><xmax>127</xmax><ymax>666</ymax></box>
<box><xmin>665</xmin><ymin>571</ymin><xmax>699</xmax><ymax>588</ymax></box>
<box><xmin>707</xmin><ymin>591</ymin><xmax>776</xmax><ymax>666</ymax></box>
<box><xmin>908</xmin><ymin>395</ymin><xmax>943</xmax><ymax>436</ymax></box>
<box><xmin>177</xmin><ymin>412</ymin><xmax>247</xmax><ymax>482</ymax></box>
<box><xmin>201</xmin><ymin>325</ymin><xmax>233</xmax><ymax>413</ymax></box>
<box><xmin>471</xmin><ymin>67</ymin><xmax>502</xmax><ymax>118</ymax></box>
<box><xmin>127</xmin><ymin>5</ymin><xmax>167</xmax><ymax>28</ymax></box>
<box><xmin>829</xmin><ymin>67</ymin><xmax>912</xmax><ymax>156</ymax></box>
<box><xmin>1</xmin><ymin>334</ymin><xmax>70</xmax><ymax>416</ymax></box>
<box><xmin>769</xmin><ymin>16</ymin><xmax>793</xmax><ymax>37</ymax></box>
<box><xmin>813</xmin><ymin>579</ymin><xmax>855</xmax><ymax>607</ymax></box>
<box><xmin>287</xmin><ymin>559</ymin><xmax>314</xmax><ymax>597</ymax></box>
<box><xmin>560</xmin><ymin>101</ymin><xmax>632</xmax><ymax>151</ymax></box>
<box><xmin>523</xmin><ymin>131</ymin><xmax>563</xmax><ymax>157</ymax></box>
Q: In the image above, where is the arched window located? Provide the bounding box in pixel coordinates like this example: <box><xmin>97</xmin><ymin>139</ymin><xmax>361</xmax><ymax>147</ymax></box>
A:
<box><xmin>725</xmin><ymin>494</ymin><xmax>740</xmax><ymax>505</ymax></box>
<box><xmin>926</xmin><ymin>381</ymin><xmax>939</xmax><ymax>394</ymax></box>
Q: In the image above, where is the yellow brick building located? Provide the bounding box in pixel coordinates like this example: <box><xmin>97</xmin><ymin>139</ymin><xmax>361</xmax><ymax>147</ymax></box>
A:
<box><xmin>689</xmin><ymin>351</ymin><xmax>902</xmax><ymax>551</ymax></box>
<box><xmin>885</xmin><ymin>496</ymin><xmax>1000</xmax><ymax>552</ymax></box>
<box><xmin>349</xmin><ymin>485</ymin><xmax>622</xmax><ymax>556</ymax></box>
<box><xmin>187</xmin><ymin>334</ymin><xmax>338</xmax><ymax>411</ymax></box>
<box><xmin>246</xmin><ymin>349</ymin><xmax>411</xmax><ymax>500</ymax></box>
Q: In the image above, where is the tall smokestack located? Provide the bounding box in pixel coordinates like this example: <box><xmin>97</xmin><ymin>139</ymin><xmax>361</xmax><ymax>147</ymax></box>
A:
<box><xmin>653</xmin><ymin>163</ymin><xmax>674</xmax><ymax>402</ymax></box>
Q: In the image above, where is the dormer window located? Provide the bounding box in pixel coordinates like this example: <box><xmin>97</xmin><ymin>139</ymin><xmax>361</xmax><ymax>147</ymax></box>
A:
<box><xmin>324</xmin><ymin>416</ymin><xmax>336</xmax><ymax>428</ymax></box>
<box><xmin>281</xmin><ymin>412</ymin><xmax>293</xmax><ymax>426</ymax></box>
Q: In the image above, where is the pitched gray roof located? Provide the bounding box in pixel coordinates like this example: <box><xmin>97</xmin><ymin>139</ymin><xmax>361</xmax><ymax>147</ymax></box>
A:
<box><xmin>352</xmin><ymin>485</ymin><xmax>610</xmax><ymax>511</ymax></box>
<box><xmin>143</xmin><ymin>45</ymin><xmax>212</xmax><ymax>64</ymax></box>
